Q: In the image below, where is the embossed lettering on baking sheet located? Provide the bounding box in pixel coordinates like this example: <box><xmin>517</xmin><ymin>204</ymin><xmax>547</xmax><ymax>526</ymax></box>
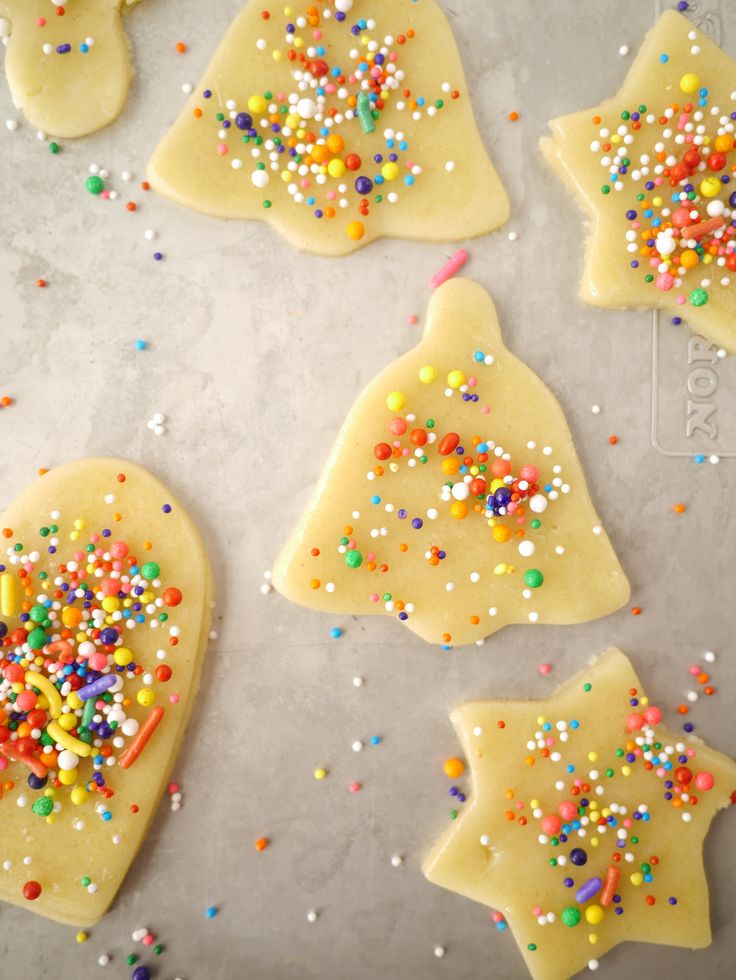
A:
<box><xmin>686</xmin><ymin>336</ymin><xmax>719</xmax><ymax>439</ymax></box>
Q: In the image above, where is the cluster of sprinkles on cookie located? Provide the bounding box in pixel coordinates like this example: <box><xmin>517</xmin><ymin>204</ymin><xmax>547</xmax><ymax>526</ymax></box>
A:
<box><xmin>0</xmin><ymin>475</ymin><xmax>184</xmax><ymax>906</ymax></box>
<box><xmin>590</xmin><ymin>27</ymin><xmax>736</xmax><ymax>311</ymax></box>
<box><xmin>191</xmin><ymin>0</ymin><xmax>463</xmax><ymax>240</ymax></box>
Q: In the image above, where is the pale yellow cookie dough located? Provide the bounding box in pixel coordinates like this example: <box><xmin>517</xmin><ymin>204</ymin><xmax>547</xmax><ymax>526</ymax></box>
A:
<box><xmin>147</xmin><ymin>0</ymin><xmax>509</xmax><ymax>256</ymax></box>
<box><xmin>541</xmin><ymin>10</ymin><xmax>736</xmax><ymax>353</ymax></box>
<box><xmin>0</xmin><ymin>0</ymin><xmax>142</xmax><ymax>138</ymax></box>
<box><xmin>272</xmin><ymin>279</ymin><xmax>629</xmax><ymax>646</ymax></box>
<box><xmin>0</xmin><ymin>458</ymin><xmax>213</xmax><ymax>926</ymax></box>
<box><xmin>423</xmin><ymin>648</ymin><xmax>736</xmax><ymax>980</ymax></box>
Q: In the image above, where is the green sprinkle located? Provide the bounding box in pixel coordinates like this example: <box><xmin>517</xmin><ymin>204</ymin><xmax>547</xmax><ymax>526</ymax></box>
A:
<box><xmin>449</xmin><ymin>809</ymin><xmax>458</xmax><ymax>820</ymax></box>
<box><xmin>524</xmin><ymin>569</ymin><xmax>544</xmax><ymax>589</ymax></box>
<box><xmin>32</xmin><ymin>797</ymin><xmax>54</xmax><ymax>817</ymax></box>
<box><xmin>689</xmin><ymin>287</ymin><xmax>709</xmax><ymax>307</ymax></box>
<box><xmin>527</xmin><ymin>944</ymin><xmax>537</xmax><ymax>952</ymax></box>
<box><xmin>583</xmin><ymin>683</ymin><xmax>592</xmax><ymax>693</ymax></box>
<box><xmin>531</xmin><ymin>519</ymin><xmax>541</xmax><ymax>529</ymax></box>
<box><xmin>49</xmin><ymin>142</ymin><xmax>60</xmax><ymax>154</ymax></box>
<box><xmin>344</xmin><ymin>550</ymin><xmax>363</xmax><ymax>569</ymax></box>
<box><xmin>601</xmin><ymin>185</ymin><xmax>611</xmax><ymax>195</ymax></box>
<box><xmin>263</xmin><ymin>200</ymin><xmax>272</xmax><ymax>209</ymax></box>
<box><xmin>562</xmin><ymin>906</ymin><xmax>581</xmax><ymax>927</ymax></box>
<box><xmin>85</xmin><ymin>175</ymin><xmax>104</xmax><ymax>195</ymax></box>
<box><xmin>81</xmin><ymin>876</ymin><xmax>91</xmax><ymax>887</ymax></box>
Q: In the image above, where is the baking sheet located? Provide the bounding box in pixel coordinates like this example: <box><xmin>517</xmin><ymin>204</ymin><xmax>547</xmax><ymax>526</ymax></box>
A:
<box><xmin>0</xmin><ymin>1</ymin><xmax>734</xmax><ymax>978</ymax></box>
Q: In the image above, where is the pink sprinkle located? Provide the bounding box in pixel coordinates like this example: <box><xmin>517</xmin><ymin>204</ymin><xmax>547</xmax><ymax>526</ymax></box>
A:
<box><xmin>217</xmin><ymin>143</ymin><xmax>229</xmax><ymax>156</ymax></box>
<box><xmin>467</xmin><ymin>376</ymin><xmax>477</xmax><ymax>387</ymax></box>
<box><xmin>313</xmin><ymin>30</ymin><xmax>323</xmax><ymax>40</ymax></box>
<box><xmin>37</xmin><ymin>17</ymin><xmax>46</xmax><ymax>26</ymax></box>
<box><xmin>538</xmin><ymin>663</ymin><xmax>552</xmax><ymax>675</ymax></box>
<box><xmin>369</xmin><ymin>593</ymin><xmax>379</xmax><ymax>603</ymax></box>
<box><xmin>142</xmin><ymin>934</ymin><xmax>154</xmax><ymax>947</ymax></box>
<box><xmin>406</xmin><ymin>314</ymin><xmax>418</xmax><ymax>325</ymax></box>
<box><xmin>481</xmin><ymin>405</ymin><xmax>490</xmax><ymax>413</ymax></box>
<box><xmin>532</xmin><ymin>905</ymin><xmax>542</xmax><ymax>917</ymax></box>
<box><xmin>100</xmin><ymin>191</ymin><xmax>110</xmax><ymax>200</ymax></box>
<box><xmin>688</xmin><ymin>665</ymin><xmax>701</xmax><ymax>675</ymax></box>
<box><xmin>168</xmin><ymin>783</ymin><xmax>180</xmax><ymax>795</ymax></box>
<box><xmin>491</xmin><ymin>911</ymin><xmax>504</xmax><ymax>923</ymax></box>
<box><xmin>349</xmin><ymin>782</ymin><xmax>362</xmax><ymax>793</ymax></box>
<box><xmin>366</xmin><ymin>552</ymin><xmax>376</xmax><ymax>562</ymax></box>
<box><xmin>694</xmin><ymin>771</ymin><xmax>715</xmax><ymax>790</ymax></box>
<box><xmin>169</xmin><ymin>693</ymin><xmax>180</xmax><ymax>704</ymax></box>
<box><xmin>0</xmin><ymin>758</ymin><xmax>8</xmax><ymax>772</ymax></box>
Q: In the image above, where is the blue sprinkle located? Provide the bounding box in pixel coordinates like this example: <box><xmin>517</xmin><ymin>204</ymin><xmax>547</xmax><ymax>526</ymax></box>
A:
<box><xmin>135</xmin><ymin>339</ymin><xmax>147</xmax><ymax>351</ymax></box>
<box><xmin>370</xmin><ymin>736</ymin><xmax>381</xmax><ymax>746</ymax></box>
<box><xmin>206</xmin><ymin>906</ymin><xmax>218</xmax><ymax>918</ymax></box>
<box><xmin>329</xmin><ymin>627</ymin><xmax>343</xmax><ymax>639</ymax></box>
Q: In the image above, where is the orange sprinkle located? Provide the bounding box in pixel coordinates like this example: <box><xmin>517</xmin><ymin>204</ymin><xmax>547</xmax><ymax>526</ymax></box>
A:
<box><xmin>255</xmin><ymin>837</ymin><xmax>270</xmax><ymax>851</ymax></box>
<box><xmin>175</xmin><ymin>42</ymin><xmax>188</xmax><ymax>53</ymax></box>
<box><xmin>2</xmin><ymin>528</ymin><xmax>12</xmax><ymax>538</ymax></box>
<box><xmin>0</xmin><ymin>396</ymin><xmax>13</xmax><ymax>408</ymax></box>
<box><xmin>36</xmin><ymin>279</ymin><xmax>47</xmax><ymax>288</ymax></box>
<box><xmin>508</xmin><ymin>111</ymin><xmax>519</xmax><ymax>122</ymax></box>
<box><xmin>504</xmin><ymin>810</ymin><xmax>515</xmax><ymax>821</ymax></box>
<box><xmin>631</xmin><ymin>607</ymin><xmax>642</xmax><ymax>616</ymax></box>
<box><xmin>677</xmin><ymin>704</ymin><xmax>689</xmax><ymax>715</ymax></box>
<box><xmin>608</xmin><ymin>435</ymin><xmax>619</xmax><ymax>445</ymax></box>
<box><xmin>309</xmin><ymin>579</ymin><xmax>321</xmax><ymax>590</ymax></box>
<box><xmin>592</xmin><ymin>115</ymin><xmax>602</xmax><ymax>124</ymax></box>
<box><xmin>193</xmin><ymin>107</ymin><xmax>203</xmax><ymax>118</ymax></box>
<box><xmin>673</xmin><ymin>503</ymin><xmax>686</xmax><ymax>514</ymax></box>
<box><xmin>126</xmin><ymin>202</ymin><xmax>137</xmax><ymax>212</ymax></box>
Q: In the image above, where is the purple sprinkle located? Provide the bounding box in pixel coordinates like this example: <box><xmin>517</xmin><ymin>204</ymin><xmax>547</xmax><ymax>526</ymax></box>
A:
<box><xmin>56</xmin><ymin>44</ymin><xmax>71</xmax><ymax>54</ymax></box>
<box><xmin>153</xmin><ymin>252</ymin><xmax>163</xmax><ymax>261</ymax></box>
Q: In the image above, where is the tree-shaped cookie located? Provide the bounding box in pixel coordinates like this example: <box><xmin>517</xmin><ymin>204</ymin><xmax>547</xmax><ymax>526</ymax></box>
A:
<box><xmin>147</xmin><ymin>0</ymin><xmax>509</xmax><ymax>256</ymax></box>
<box><xmin>423</xmin><ymin>648</ymin><xmax>736</xmax><ymax>980</ymax></box>
<box><xmin>272</xmin><ymin>279</ymin><xmax>629</xmax><ymax>646</ymax></box>
<box><xmin>0</xmin><ymin>1</ymin><xmax>142</xmax><ymax>137</ymax></box>
<box><xmin>0</xmin><ymin>458</ymin><xmax>213</xmax><ymax>925</ymax></box>
<box><xmin>541</xmin><ymin>10</ymin><xmax>736</xmax><ymax>353</ymax></box>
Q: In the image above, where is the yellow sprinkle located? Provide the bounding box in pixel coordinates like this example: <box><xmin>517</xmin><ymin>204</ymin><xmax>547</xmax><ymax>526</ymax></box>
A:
<box><xmin>447</xmin><ymin>370</ymin><xmax>466</xmax><ymax>389</ymax></box>
<box><xmin>585</xmin><ymin>905</ymin><xmax>604</xmax><ymax>925</ymax></box>
<box><xmin>493</xmin><ymin>564</ymin><xmax>508</xmax><ymax>575</ymax></box>
<box><xmin>46</xmin><ymin>721</ymin><xmax>91</xmax><ymax>757</ymax></box>
<box><xmin>314</xmin><ymin>768</ymin><xmax>328</xmax><ymax>780</ymax></box>
<box><xmin>25</xmin><ymin>670</ymin><xmax>62</xmax><ymax>719</ymax></box>
<box><xmin>386</xmin><ymin>391</ymin><xmax>406</xmax><ymax>412</ymax></box>
<box><xmin>588</xmin><ymin>751</ymin><xmax>598</xmax><ymax>762</ymax></box>
<box><xmin>630</xmin><ymin>872</ymin><xmax>643</xmax><ymax>886</ymax></box>
<box><xmin>589</xmin><ymin>934</ymin><xmax>599</xmax><ymax>945</ymax></box>
<box><xmin>621</xmin><ymin>765</ymin><xmax>631</xmax><ymax>776</ymax></box>
<box><xmin>0</xmin><ymin>572</ymin><xmax>22</xmax><ymax>616</ymax></box>
<box><xmin>591</xmin><ymin>837</ymin><xmax>599</xmax><ymax>847</ymax></box>
<box><xmin>75</xmin><ymin>932</ymin><xmax>88</xmax><ymax>944</ymax></box>
<box><xmin>419</xmin><ymin>365</ymin><xmax>436</xmax><ymax>384</ymax></box>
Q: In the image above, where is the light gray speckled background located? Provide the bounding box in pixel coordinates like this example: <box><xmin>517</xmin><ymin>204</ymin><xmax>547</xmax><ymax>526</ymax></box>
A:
<box><xmin>0</xmin><ymin>1</ymin><xmax>734</xmax><ymax>979</ymax></box>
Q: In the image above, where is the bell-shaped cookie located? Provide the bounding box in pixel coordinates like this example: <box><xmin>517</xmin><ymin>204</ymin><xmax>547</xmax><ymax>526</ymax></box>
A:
<box><xmin>273</xmin><ymin>279</ymin><xmax>629</xmax><ymax>646</ymax></box>
<box><xmin>148</xmin><ymin>0</ymin><xmax>509</xmax><ymax>256</ymax></box>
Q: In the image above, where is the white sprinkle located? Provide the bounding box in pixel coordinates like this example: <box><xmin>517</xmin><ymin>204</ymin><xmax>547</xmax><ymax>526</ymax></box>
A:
<box><xmin>353</xmin><ymin>676</ymin><xmax>364</xmax><ymax>688</ymax></box>
<box><xmin>703</xmin><ymin>650</ymin><xmax>716</xmax><ymax>663</ymax></box>
<box><xmin>144</xmin><ymin>229</ymin><xmax>157</xmax><ymax>241</ymax></box>
<box><xmin>352</xmin><ymin>740</ymin><xmax>363</xmax><ymax>752</ymax></box>
<box><xmin>182</xmin><ymin>83</ymin><xmax>193</xmax><ymax>94</ymax></box>
<box><xmin>390</xmin><ymin>854</ymin><xmax>403</xmax><ymax>867</ymax></box>
<box><xmin>98</xmin><ymin>954</ymin><xmax>110</xmax><ymax>966</ymax></box>
<box><xmin>682</xmin><ymin>811</ymin><xmax>692</xmax><ymax>823</ymax></box>
<box><xmin>591</xmin><ymin>404</ymin><xmax>601</xmax><ymax>414</ymax></box>
<box><xmin>434</xmin><ymin>946</ymin><xmax>446</xmax><ymax>958</ymax></box>
<box><xmin>5</xmin><ymin>119</ymin><xmax>19</xmax><ymax>131</ymax></box>
<box><xmin>507</xmin><ymin>231</ymin><xmax>518</xmax><ymax>242</ymax></box>
<box><xmin>306</xmin><ymin>909</ymin><xmax>318</xmax><ymax>923</ymax></box>
<box><xmin>588</xmin><ymin>960</ymin><xmax>599</xmax><ymax>972</ymax></box>
<box><xmin>121</xmin><ymin>170</ymin><xmax>132</xmax><ymax>182</ymax></box>
<box><xmin>618</xmin><ymin>45</ymin><xmax>629</xmax><ymax>56</ymax></box>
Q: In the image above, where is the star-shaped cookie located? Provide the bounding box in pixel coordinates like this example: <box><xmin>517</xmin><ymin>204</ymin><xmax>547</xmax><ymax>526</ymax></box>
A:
<box><xmin>0</xmin><ymin>1</ymin><xmax>143</xmax><ymax>138</ymax></box>
<box><xmin>147</xmin><ymin>0</ymin><xmax>509</xmax><ymax>256</ymax></box>
<box><xmin>272</xmin><ymin>279</ymin><xmax>628</xmax><ymax>646</ymax></box>
<box><xmin>541</xmin><ymin>10</ymin><xmax>736</xmax><ymax>353</ymax></box>
<box><xmin>423</xmin><ymin>648</ymin><xmax>736</xmax><ymax>980</ymax></box>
